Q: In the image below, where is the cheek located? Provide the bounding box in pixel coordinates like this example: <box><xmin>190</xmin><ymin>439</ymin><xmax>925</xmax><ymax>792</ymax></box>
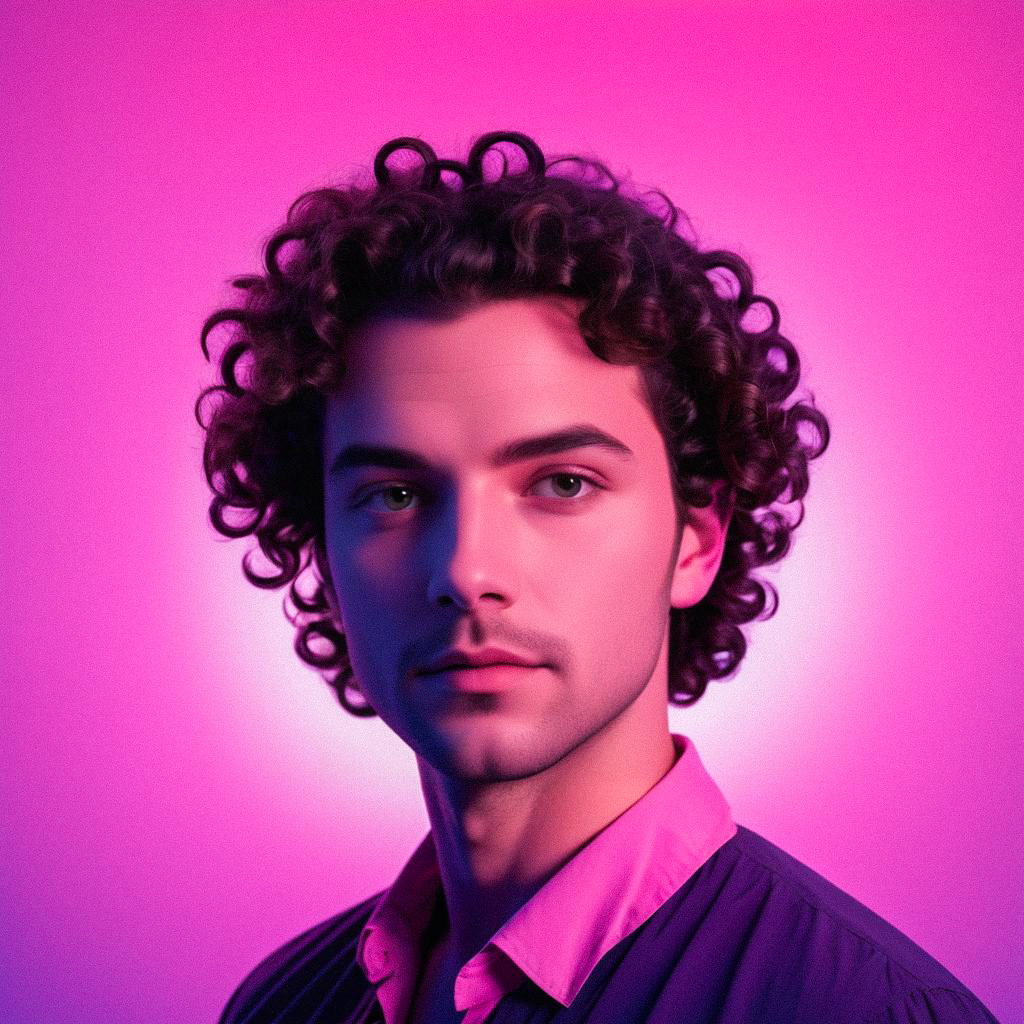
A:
<box><xmin>325</xmin><ymin>511</ymin><xmax>405</xmax><ymax>589</ymax></box>
<box><xmin>574</xmin><ymin>507</ymin><xmax>674</xmax><ymax>623</ymax></box>
<box><xmin>545</xmin><ymin>520</ymin><xmax>665</xmax><ymax>621</ymax></box>
<box><xmin>575</xmin><ymin>498</ymin><xmax>672</xmax><ymax>579</ymax></box>
<box><xmin>326</xmin><ymin>538</ymin><xmax>418</xmax><ymax>659</ymax></box>
<box><xmin>331</xmin><ymin>563</ymin><xmax>395</xmax><ymax>640</ymax></box>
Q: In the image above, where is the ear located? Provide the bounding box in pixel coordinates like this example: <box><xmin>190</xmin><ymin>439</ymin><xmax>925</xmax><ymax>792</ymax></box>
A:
<box><xmin>669</xmin><ymin>481</ymin><xmax>734</xmax><ymax>610</ymax></box>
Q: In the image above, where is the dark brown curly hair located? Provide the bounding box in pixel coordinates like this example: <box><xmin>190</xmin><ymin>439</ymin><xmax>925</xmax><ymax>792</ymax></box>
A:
<box><xmin>195</xmin><ymin>129</ymin><xmax>830</xmax><ymax>717</ymax></box>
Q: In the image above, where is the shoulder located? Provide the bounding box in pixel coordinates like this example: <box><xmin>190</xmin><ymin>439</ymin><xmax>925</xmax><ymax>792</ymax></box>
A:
<box><xmin>217</xmin><ymin>889</ymin><xmax>383</xmax><ymax>1024</ymax></box>
<box><xmin>655</xmin><ymin>825</ymin><xmax>999</xmax><ymax>1023</ymax></box>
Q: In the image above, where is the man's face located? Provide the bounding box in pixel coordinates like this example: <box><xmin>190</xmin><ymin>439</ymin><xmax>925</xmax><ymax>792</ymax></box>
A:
<box><xmin>322</xmin><ymin>295</ymin><xmax>687</xmax><ymax>782</ymax></box>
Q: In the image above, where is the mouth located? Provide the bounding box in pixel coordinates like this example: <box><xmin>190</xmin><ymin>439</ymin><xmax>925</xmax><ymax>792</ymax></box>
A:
<box><xmin>419</xmin><ymin>663</ymin><xmax>546</xmax><ymax>694</ymax></box>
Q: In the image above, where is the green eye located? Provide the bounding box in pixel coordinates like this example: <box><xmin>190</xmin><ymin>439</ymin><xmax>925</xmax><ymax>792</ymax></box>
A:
<box><xmin>537</xmin><ymin>473</ymin><xmax>588</xmax><ymax>499</ymax></box>
<box><xmin>356</xmin><ymin>472</ymin><xmax>603</xmax><ymax>514</ymax></box>
<box><xmin>370</xmin><ymin>485</ymin><xmax>417</xmax><ymax>511</ymax></box>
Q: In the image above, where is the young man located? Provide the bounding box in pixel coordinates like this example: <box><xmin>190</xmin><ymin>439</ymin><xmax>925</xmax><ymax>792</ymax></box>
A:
<box><xmin>199</xmin><ymin>132</ymin><xmax>999</xmax><ymax>1023</ymax></box>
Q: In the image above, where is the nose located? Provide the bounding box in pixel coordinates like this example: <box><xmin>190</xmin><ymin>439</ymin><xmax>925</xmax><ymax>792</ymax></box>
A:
<box><xmin>424</xmin><ymin>478</ymin><xmax>520</xmax><ymax>612</ymax></box>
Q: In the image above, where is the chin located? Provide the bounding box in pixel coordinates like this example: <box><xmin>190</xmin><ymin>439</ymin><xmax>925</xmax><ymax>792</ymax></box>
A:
<box><xmin>412</xmin><ymin>714</ymin><xmax>587</xmax><ymax>784</ymax></box>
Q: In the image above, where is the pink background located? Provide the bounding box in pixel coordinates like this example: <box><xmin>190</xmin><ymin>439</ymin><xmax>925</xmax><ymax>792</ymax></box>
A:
<box><xmin>3</xmin><ymin>3</ymin><xmax>1021</xmax><ymax>1022</ymax></box>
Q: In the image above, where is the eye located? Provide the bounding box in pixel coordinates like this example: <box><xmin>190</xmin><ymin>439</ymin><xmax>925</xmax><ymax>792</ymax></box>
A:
<box><xmin>354</xmin><ymin>472</ymin><xmax>604</xmax><ymax>514</ymax></box>
<box><xmin>356</xmin><ymin>484</ymin><xmax>419</xmax><ymax>513</ymax></box>
<box><xmin>530</xmin><ymin>472</ymin><xmax>601</xmax><ymax>501</ymax></box>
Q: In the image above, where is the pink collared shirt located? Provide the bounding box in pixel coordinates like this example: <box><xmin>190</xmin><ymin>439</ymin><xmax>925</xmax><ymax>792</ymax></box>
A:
<box><xmin>356</xmin><ymin>732</ymin><xmax>737</xmax><ymax>1024</ymax></box>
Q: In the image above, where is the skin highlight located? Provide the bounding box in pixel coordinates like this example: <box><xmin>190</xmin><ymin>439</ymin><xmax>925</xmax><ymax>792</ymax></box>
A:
<box><xmin>320</xmin><ymin>294</ymin><xmax>733</xmax><ymax>982</ymax></box>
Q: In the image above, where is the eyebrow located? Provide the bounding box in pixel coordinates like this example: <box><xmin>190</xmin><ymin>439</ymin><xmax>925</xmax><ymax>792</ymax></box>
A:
<box><xmin>328</xmin><ymin>423</ymin><xmax>635</xmax><ymax>476</ymax></box>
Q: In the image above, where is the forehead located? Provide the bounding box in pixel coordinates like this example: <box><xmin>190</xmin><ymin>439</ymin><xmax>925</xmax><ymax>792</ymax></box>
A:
<box><xmin>323</xmin><ymin>295</ymin><xmax>659</xmax><ymax>461</ymax></box>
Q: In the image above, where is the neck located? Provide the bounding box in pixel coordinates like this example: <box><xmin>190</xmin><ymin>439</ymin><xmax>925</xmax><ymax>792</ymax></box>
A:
<box><xmin>415</xmin><ymin>697</ymin><xmax>678</xmax><ymax>967</ymax></box>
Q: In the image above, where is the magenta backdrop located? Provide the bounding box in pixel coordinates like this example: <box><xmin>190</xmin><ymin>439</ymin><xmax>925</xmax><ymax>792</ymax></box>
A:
<box><xmin>3</xmin><ymin>3</ymin><xmax>1021</xmax><ymax>1022</ymax></box>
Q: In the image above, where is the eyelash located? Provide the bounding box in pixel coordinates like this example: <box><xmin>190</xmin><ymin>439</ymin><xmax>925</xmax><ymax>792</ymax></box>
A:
<box><xmin>353</xmin><ymin>471</ymin><xmax>605</xmax><ymax>514</ymax></box>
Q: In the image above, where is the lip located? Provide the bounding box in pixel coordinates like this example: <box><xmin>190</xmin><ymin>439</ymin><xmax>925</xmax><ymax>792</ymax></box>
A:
<box><xmin>418</xmin><ymin>645</ymin><xmax>543</xmax><ymax>674</ymax></box>
<box><xmin>419</xmin><ymin>663</ymin><xmax>546</xmax><ymax>693</ymax></box>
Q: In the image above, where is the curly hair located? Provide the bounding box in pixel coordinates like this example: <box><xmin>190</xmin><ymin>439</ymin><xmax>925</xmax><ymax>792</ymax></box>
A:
<box><xmin>195</xmin><ymin>129</ymin><xmax>830</xmax><ymax>717</ymax></box>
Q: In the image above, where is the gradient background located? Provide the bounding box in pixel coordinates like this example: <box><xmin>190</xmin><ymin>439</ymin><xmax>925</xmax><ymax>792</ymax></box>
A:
<box><xmin>3</xmin><ymin>3</ymin><xmax>1022</xmax><ymax>1022</ymax></box>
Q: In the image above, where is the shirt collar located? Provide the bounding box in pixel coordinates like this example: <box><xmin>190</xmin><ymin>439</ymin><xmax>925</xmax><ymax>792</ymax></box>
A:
<box><xmin>357</xmin><ymin>732</ymin><xmax>736</xmax><ymax>1016</ymax></box>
